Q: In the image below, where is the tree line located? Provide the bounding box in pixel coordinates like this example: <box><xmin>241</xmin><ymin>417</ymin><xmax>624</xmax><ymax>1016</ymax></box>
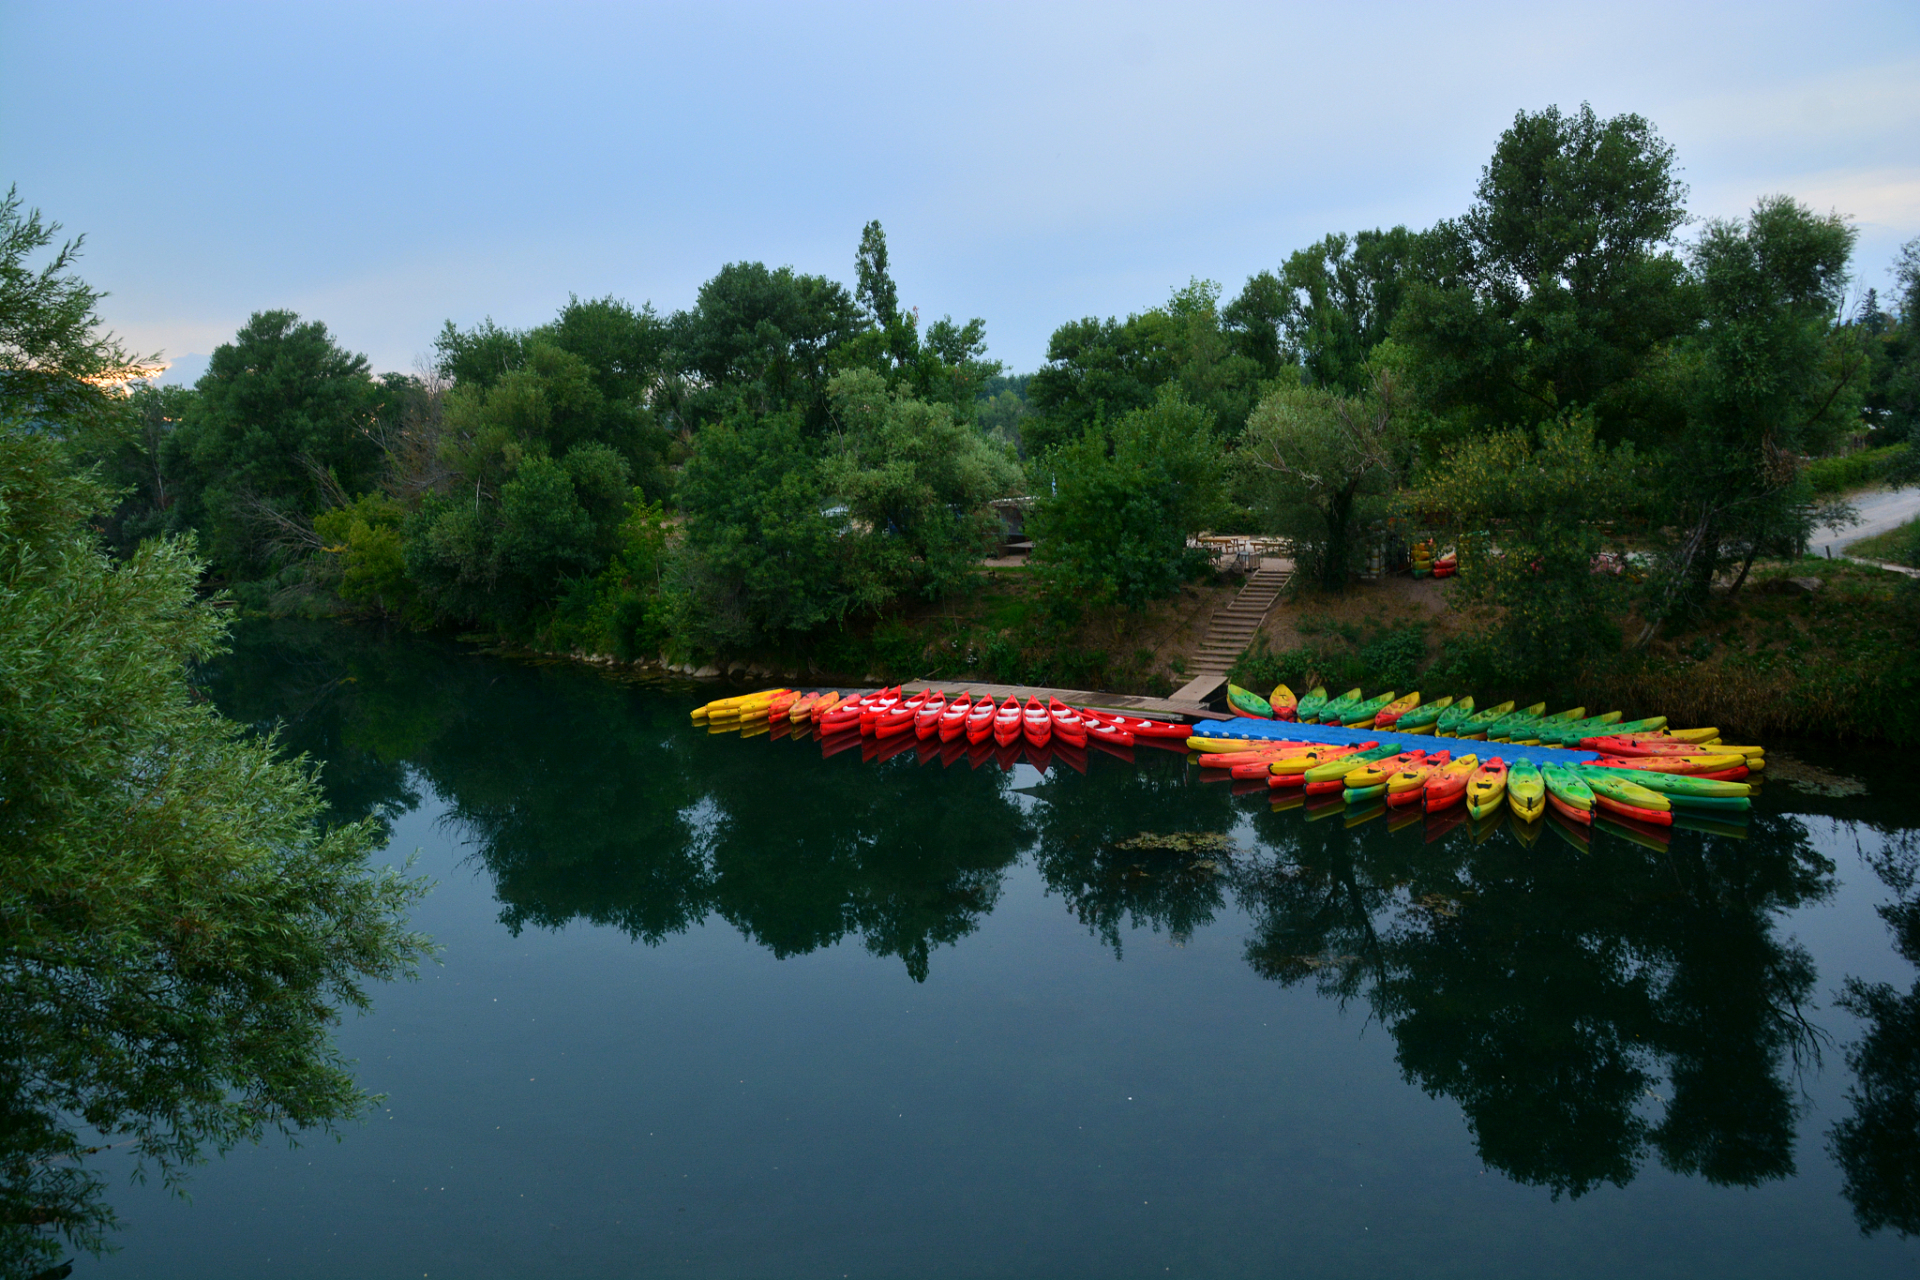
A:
<box><xmin>63</xmin><ymin>103</ymin><xmax>1920</xmax><ymax>686</ymax></box>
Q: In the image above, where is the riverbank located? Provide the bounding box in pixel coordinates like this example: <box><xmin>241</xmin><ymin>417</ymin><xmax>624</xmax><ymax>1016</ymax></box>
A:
<box><xmin>486</xmin><ymin>548</ymin><xmax>1918</xmax><ymax>746</ymax></box>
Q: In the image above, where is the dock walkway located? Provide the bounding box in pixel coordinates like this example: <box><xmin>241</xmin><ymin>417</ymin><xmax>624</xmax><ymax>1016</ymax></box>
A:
<box><xmin>899</xmin><ymin>681</ymin><xmax>1234</xmax><ymax>722</ymax></box>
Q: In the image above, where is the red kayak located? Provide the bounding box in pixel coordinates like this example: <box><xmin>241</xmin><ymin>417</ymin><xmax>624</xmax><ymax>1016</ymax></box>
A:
<box><xmin>1581</xmin><ymin>735</ymin><xmax>1702</xmax><ymax>757</ymax></box>
<box><xmin>913</xmin><ymin>691</ymin><xmax>948</xmax><ymax>740</ymax></box>
<box><xmin>1022</xmin><ymin>696</ymin><xmax>1053</xmax><ymax>748</ymax></box>
<box><xmin>966</xmin><ymin>696</ymin><xmax>998</xmax><ymax>745</ymax></box>
<box><xmin>1097</xmin><ymin>713</ymin><xmax>1192</xmax><ymax>740</ymax></box>
<box><xmin>876</xmin><ymin>689</ymin><xmax>930</xmax><ymax>739</ymax></box>
<box><xmin>1047</xmin><ymin>698</ymin><xmax>1089</xmax><ymax>748</ymax></box>
<box><xmin>1593</xmin><ymin>794</ymin><xmax>1674</xmax><ymax>825</ymax></box>
<box><xmin>1085</xmin><ymin>715</ymin><xmax>1135</xmax><ymax>748</ymax></box>
<box><xmin>937</xmin><ymin>694</ymin><xmax>972</xmax><ymax>742</ymax></box>
<box><xmin>1546</xmin><ymin>792</ymin><xmax>1593</xmax><ymax>826</ymax></box>
<box><xmin>859</xmin><ymin>687</ymin><xmax>903</xmax><ymax>735</ymax></box>
<box><xmin>992</xmin><ymin>699</ymin><xmax>1023</xmax><ymax>747</ymax></box>
<box><xmin>819</xmin><ymin>693</ymin><xmax>871</xmax><ymax>734</ymax></box>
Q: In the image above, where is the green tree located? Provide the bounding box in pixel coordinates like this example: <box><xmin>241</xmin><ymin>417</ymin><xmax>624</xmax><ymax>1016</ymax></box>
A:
<box><xmin>1026</xmin><ymin>387</ymin><xmax>1225</xmax><ymax>612</ymax></box>
<box><xmin>975</xmin><ymin>373</ymin><xmax>1033</xmax><ymax>451</ymax></box>
<box><xmin>1418</xmin><ymin>414</ymin><xmax>1634</xmax><ymax>680</ymax></box>
<box><xmin>1643</xmin><ymin>196</ymin><xmax>1863</xmax><ymax>628</ymax></box>
<box><xmin>1239</xmin><ymin>363</ymin><xmax>1405</xmax><ymax>591</ymax></box>
<box><xmin>669</xmin><ymin>261</ymin><xmax>865</xmax><ymax>431</ymax></box>
<box><xmin>1394</xmin><ymin>104</ymin><xmax>1694</xmax><ymax>441</ymax></box>
<box><xmin>0</xmin><ymin>426</ymin><xmax>430</xmax><ymax>1272</ymax></box>
<box><xmin>825</xmin><ymin>368</ymin><xmax>1022</xmax><ymax>603</ymax></box>
<box><xmin>1025</xmin><ymin>280</ymin><xmax>1269</xmax><ymax>456</ymax></box>
<box><xmin>1866</xmin><ymin>238</ymin><xmax>1920</xmax><ymax>457</ymax></box>
<box><xmin>1226</xmin><ymin>226</ymin><xmax>1423</xmax><ymax>394</ymax></box>
<box><xmin>403</xmin><ymin>445</ymin><xmax>635</xmax><ymax>631</ymax></box>
<box><xmin>94</xmin><ymin>382</ymin><xmax>196</xmax><ymax>549</ymax></box>
<box><xmin>0</xmin><ymin>185</ymin><xmax>155</xmax><ymax>443</ymax></box>
<box><xmin>668</xmin><ymin>412</ymin><xmax>849</xmax><ymax>653</ymax></box>
<box><xmin>165</xmin><ymin>310</ymin><xmax>383</xmax><ymax>580</ymax></box>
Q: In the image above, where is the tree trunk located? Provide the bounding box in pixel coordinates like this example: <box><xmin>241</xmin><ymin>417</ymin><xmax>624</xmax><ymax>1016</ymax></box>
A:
<box><xmin>1635</xmin><ymin>506</ymin><xmax>1719</xmax><ymax>648</ymax></box>
<box><xmin>1323</xmin><ymin>488</ymin><xmax>1356</xmax><ymax>591</ymax></box>
<box><xmin>1728</xmin><ymin>543</ymin><xmax>1762</xmax><ymax>597</ymax></box>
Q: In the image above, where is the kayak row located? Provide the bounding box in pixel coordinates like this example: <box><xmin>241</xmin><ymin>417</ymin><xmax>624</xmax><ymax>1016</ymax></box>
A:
<box><xmin>1224</xmin><ymin>682</ymin><xmax>1728</xmax><ymax>752</ymax></box>
<box><xmin>690</xmin><ymin>686</ymin><xmax>1194</xmax><ymax>750</ymax></box>
<box><xmin>1188</xmin><ymin>735</ymin><xmax>1757</xmax><ymax>828</ymax></box>
<box><xmin>692</xmin><ymin>690</ymin><xmax>1754</xmax><ymax>847</ymax></box>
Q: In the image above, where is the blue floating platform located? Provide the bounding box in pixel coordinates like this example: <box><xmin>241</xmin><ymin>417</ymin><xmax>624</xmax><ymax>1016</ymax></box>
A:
<box><xmin>1197</xmin><ymin>718</ymin><xmax>1601</xmax><ymax>768</ymax></box>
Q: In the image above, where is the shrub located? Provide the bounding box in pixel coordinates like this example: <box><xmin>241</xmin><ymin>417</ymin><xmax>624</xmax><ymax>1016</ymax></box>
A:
<box><xmin>1806</xmin><ymin>445</ymin><xmax>1905</xmax><ymax>494</ymax></box>
<box><xmin>1027</xmin><ymin>388</ymin><xmax>1225</xmax><ymax>616</ymax></box>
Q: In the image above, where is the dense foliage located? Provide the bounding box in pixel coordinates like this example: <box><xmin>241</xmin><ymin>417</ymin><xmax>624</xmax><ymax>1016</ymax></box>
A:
<box><xmin>1238</xmin><ymin>364</ymin><xmax>1406</xmax><ymax>590</ymax></box>
<box><xmin>1026</xmin><ymin>388</ymin><xmax>1225</xmax><ymax>613</ymax></box>
<box><xmin>0</xmin><ymin>195</ymin><xmax>431</xmax><ymax>1271</ymax></box>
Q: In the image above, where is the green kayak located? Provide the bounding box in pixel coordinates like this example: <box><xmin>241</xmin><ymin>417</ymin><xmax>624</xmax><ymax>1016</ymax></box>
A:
<box><xmin>1584</xmin><ymin>715</ymin><xmax>1667</xmax><ymax>743</ymax></box>
<box><xmin>1313</xmin><ymin>687</ymin><xmax>1364</xmax><ymax>724</ymax></box>
<box><xmin>1507</xmin><ymin>759</ymin><xmax>1546</xmax><ymax>821</ymax></box>
<box><xmin>1575</xmin><ymin>766</ymin><xmax>1670</xmax><ymax>811</ymax></box>
<box><xmin>1486</xmin><ymin>701</ymin><xmax>1547</xmax><ymax>742</ymax></box>
<box><xmin>1457</xmin><ymin>700</ymin><xmax>1516</xmax><ymax>739</ymax></box>
<box><xmin>1541</xmin><ymin>763</ymin><xmax>1594</xmax><ymax>809</ymax></box>
<box><xmin>1394</xmin><ymin>695</ymin><xmax>1454</xmax><ymax>734</ymax></box>
<box><xmin>1540</xmin><ymin>711</ymin><xmax>1622</xmax><ymax>747</ymax></box>
<box><xmin>1435</xmin><ymin>696</ymin><xmax>1478</xmax><ymax>737</ymax></box>
<box><xmin>1342</xmin><ymin>690</ymin><xmax>1397</xmax><ymax>726</ymax></box>
<box><xmin>1588</xmin><ymin>768</ymin><xmax>1749</xmax><ymax>800</ymax></box>
<box><xmin>1227</xmin><ymin>683</ymin><xmax>1273</xmax><ymax>719</ymax></box>
<box><xmin>1294</xmin><ymin>685</ymin><xmax>1330</xmax><ymax>722</ymax></box>
<box><xmin>1343</xmin><ymin>782</ymin><xmax>1389</xmax><ymax>804</ymax></box>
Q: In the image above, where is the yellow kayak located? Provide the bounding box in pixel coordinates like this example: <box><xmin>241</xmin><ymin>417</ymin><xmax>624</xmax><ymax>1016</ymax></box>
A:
<box><xmin>1188</xmin><ymin>736</ymin><xmax>1275</xmax><ymax>753</ymax></box>
<box><xmin>691</xmin><ymin>687</ymin><xmax>789</xmax><ymax>722</ymax></box>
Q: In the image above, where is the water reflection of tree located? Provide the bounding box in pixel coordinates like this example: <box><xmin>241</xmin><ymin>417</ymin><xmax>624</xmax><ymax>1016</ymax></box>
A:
<box><xmin>204</xmin><ymin>623</ymin><xmax>1034</xmax><ymax>980</ymax></box>
<box><xmin>1830</xmin><ymin>829</ymin><xmax>1920</xmax><ymax>1237</ymax></box>
<box><xmin>198</xmin><ymin>618</ymin><xmax>427</xmax><ymax>835</ymax></box>
<box><xmin>1023</xmin><ymin>759</ymin><xmax>1238</xmax><ymax>956</ymax></box>
<box><xmin>1232</xmin><ymin>810</ymin><xmax>1834</xmax><ymax>1197</ymax></box>
<box><xmin>697</xmin><ymin>747</ymin><xmax>1032</xmax><ymax>981</ymax></box>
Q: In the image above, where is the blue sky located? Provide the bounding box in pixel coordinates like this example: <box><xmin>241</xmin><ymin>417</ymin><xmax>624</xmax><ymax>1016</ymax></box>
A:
<box><xmin>4</xmin><ymin>1</ymin><xmax>1917</xmax><ymax>379</ymax></box>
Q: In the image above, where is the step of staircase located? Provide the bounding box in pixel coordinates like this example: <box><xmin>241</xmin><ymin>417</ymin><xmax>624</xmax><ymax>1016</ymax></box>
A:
<box><xmin>1170</xmin><ymin>567</ymin><xmax>1294</xmax><ymax>696</ymax></box>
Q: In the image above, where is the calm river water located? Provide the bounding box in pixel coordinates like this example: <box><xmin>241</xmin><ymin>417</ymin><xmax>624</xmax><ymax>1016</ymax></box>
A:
<box><xmin>86</xmin><ymin>621</ymin><xmax>1920</xmax><ymax>1277</ymax></box>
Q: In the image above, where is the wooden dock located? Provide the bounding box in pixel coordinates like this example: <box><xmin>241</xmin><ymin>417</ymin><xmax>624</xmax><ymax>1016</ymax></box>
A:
<box><xmin>898</xmin><ymin>681</ymin><xmax>1234</xmax><ymax>722</ymax></box>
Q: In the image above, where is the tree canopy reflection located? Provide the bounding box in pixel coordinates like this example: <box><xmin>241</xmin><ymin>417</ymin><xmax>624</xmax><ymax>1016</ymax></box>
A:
<box><xmin>1234</xmin><ymin>807</ymin><xmax>1833</xmax><ymax>1197</ymax></box>
<box><xmin>1830</xmin><ymin>828</ymin><xmax>1920</xmax><ymax>1237</ymax></box>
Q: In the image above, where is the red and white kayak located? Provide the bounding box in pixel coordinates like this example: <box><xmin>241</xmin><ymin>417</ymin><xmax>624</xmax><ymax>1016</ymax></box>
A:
<box><xmin>914</xmin><ymin>691</ymin><xmax>948</xmax><ymax>740</ymax></box>
<box><xmin>1085</xmin><ymin>715</ymin><xmax>1135</xmax><ymax>748</ymax></box>
<box><xmin>1022</xmin><ymin>696</ymin><xmax>1053</xmax><ymax>748</ymax></box>
<box><xmin>1047</xmin><ymin>698</ymin><xmax>1089</xmax><ymax>748</ymax></box>
<box><xmin>876</xmin><ymin>690</ymin><xmax>929</xmax><ymax>739</ymax></box>
<box><xmin>859</xmin><ymin>687</ymin><xmax>903</xmax><ymax>735</ymax></box>
<box><xmin>937</xmin><ymin>694</ymin><xmax>973</xmax><ymax>742</ymax></box>
<box><xmin>1081</xmin><ymin>709</ymin><xmax>1191</xmax><ymax>739</ymax></box>
<box><xmin>993</xmin><ymin>698</ymin><xmax>1024</xmax><ymax>747</ymax></box>
<box><xmin>966</xmin><ymin>697</ymin><xmax>998</xmax><ymax>745</ymax></box>
<box><xmin>820</xmin><ymin>691</ymin><xmax>873</xmax><ymax>734</ymax></box>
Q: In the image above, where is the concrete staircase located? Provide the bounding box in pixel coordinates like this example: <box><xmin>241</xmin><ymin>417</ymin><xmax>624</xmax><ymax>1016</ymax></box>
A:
<box><xmin>1169</xmin><ymin>564</ymin><xmax>1292</xmax><ymax>703</ymax></box>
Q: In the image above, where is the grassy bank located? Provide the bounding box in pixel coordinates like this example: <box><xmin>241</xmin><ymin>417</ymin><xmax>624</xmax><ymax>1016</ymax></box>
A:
<box><xmin>1848</xmin><ymin>519</ymin><xmax>1919</xmax><ymax>565</ymax></box>
<box><xmin>645</xmin><ymin>565</ymin><xmax>1246</xmax><ymax>695</ymax></box>
<box><xmin>1227</xmin><ymin>559</ymin><xmax>1920</xmax><ymax>744</ymax></box>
